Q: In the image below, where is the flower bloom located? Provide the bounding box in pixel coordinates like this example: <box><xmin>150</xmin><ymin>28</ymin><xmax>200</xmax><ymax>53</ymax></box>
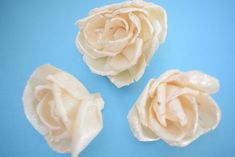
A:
<box><xmin>23</xmin><ymin>64</ymin><xmax>104</xmax><ymax>157</ymax></box>
<box><xmin>76</xmin><ymin>0</ymin><xmax>167</xmax><ymax>87</ymax></box>
<box><xmin>128</xmin><ymin>70</ymin><xmax>221</xmax><ymax>146</ymax></box>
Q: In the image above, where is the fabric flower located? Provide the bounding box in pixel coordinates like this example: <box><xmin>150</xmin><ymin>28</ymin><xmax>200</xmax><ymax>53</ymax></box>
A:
<box><xmin>76</xmin><ymin>0</ymin><xmax>167</xmax><ymax>88</ymax></box>
<box><xmin>22</xmin><ymin>64</ymin><xmax>104</xmax><ymax>157</ymax></box>
<box><xmin>128</xmin><ymin>70</ymin><xmax>221</xmax><ymax>146</ymax></box>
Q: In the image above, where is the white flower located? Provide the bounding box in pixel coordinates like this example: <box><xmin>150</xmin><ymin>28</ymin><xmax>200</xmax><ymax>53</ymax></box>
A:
<box><xmin>22</xmin><ymin>64</ymin><xmax>104</xmax><ymax>157</ymax></box>
<box><xmin>76</xmin><ymin>0</ymin><xmax>167</xmax><ymax>88</ymax></box>
<box><xmin>128</xmin><ymin>70</ymin><xmax>221</xmax><ymax>146</ymax></box>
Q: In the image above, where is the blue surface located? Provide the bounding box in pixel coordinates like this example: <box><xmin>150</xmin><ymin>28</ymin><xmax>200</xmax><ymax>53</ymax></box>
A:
<box><xmin>0</xmin><ymin>0</ymin><xmax>235</xmax><ymax>157</ymax></box>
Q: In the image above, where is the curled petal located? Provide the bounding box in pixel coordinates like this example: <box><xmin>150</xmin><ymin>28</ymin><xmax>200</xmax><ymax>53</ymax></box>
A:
<box><xmin>76</xmin><ymin>32</ymin><xmax>121</xmax><ymax>59</ymax></box>
<box><xmin>102</xmin><ymin>18</ymin><xmax>133</xmax><ymax>52</ymax></box>
<box><xmin>166</xmin><ymin>98</ymin><xmax>187</xmax><ymax>126</ymax></box>
<box><xmin>108</xmin><ymin>71</ymin><xmax>133</xmax><ymax>88</ymax></box>
<box><xmin>196</xmin><ymin>93</ymin><xmax>221</xmax><ymax>131</ymax></box>
<box><xmin>166</xmin><ymin>84</ymin><xmax>199</xmax><ymax>103</ymax></box>
<box><xmin>142</xmin><ymin>28</ymin><xmax>160</xmax><ymax>62</ymax></box>
<box><xmin>149</xmin><ymin>104</ymin><xmax>185</xmax><ymax>142</ymax></box>
<box><xmin>128</xmin><ymin>12</ymin><xmax>141</xmax><ymax>44</ymax></box>
<box><xmin>149</xmin><ymin>70</ymin><xmax>180</xmax><ymax>96</ymax></box>
<box><xmin>36</xmin><ymin>93</ymin><xmax>62</xmax><ymax>131</ymax></box>
<box><xmin>109</xmin><ymin>56</ymin><xmax>146</xmax><ymax>88</ymax></box>
<box><xmin>186</xmin><ymin>71</ymin><xmax>220</xmax><ymax>94</ymax></box>
<box><xmin>113</xmin><ymin>7</ymin><xmax>148</xmax><ymax>16</ymax></box>
<box><xmin>83</xmin><ymin>15</ymin><xmax>105</xmax><ymax>50</ymax></box>
<box><xmin>128</xmin><ymin>56</ymin><xmax>147</xmax><ymax>81</ymax></box>
<box><xmin>128</xmin><ymin>106</ymin><xmax>159</xmax><ymax>141</ymax></box>
<box><xmin>144</xmin><ymin>4</ymin><xmax>167</xmax><ymax>42</ymax></box>
<box><xmin>72</xmin><ymin>96</ymin><xmax>104</xmax><ymax>157</ymax></box>
<box><xmin>84</xmin><ymin>56</ymin><xmax>120</xmax><ymax>76</ymax></box>
<box><xmin>107</xmin><ymin>38</ymin><xmax>143</xmax><ymax>72</ymax></box>
<box><xmin>151</xmin><ymin>83</ymin><xmax>167</xmax><ymax>126</ymax></box>
<box><xmin>138</xmin><ymin>13</ymin><xmax>154</xmax><ymax>42</ymax></box>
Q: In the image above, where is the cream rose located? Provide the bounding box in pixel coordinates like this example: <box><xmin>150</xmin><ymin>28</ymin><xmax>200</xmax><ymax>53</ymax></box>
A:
<box><xmin>76</xmin><ymin>0</ymin><xmax>167</xmax><ymax>88</ymax></box>
<box><xmin>128</xmin><ymin>70</ymin><xmax>221</xmax><ymax>146</ymax></box>
<box><xmin>22</xmin><ymin>64</ymin><xmax>104</xmax><ymax>157</ymax></box>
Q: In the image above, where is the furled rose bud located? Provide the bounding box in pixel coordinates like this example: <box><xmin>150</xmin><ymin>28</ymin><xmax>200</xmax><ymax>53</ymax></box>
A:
<box><xmin>76</xmin><ymin>0</ymin><xmax>167</xmax><ymax>88</ymax></box>
<box><xmin>22</xmin><ymin>64</ymin><xmax>104</xmax><ymax>157</ymax></box>
<box><xmin>128</xmin><ymin>70</ymin><xmax>221</xmax><ymax>146</ymax></box>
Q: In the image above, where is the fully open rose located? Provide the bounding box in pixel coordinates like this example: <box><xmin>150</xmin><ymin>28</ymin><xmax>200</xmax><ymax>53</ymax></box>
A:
<box><xmin>128</xmin><ymin>70</ymin><xmax>221</xmax><ymax>146</ymax></box>
<box><xmin>76</xmin><ymin>0</ymin><xmax>167</xmax><ymax>88</ymax></box>
<box><xmin>23</xmin><ymin>64</ymin><xmax>104</xmax><ymax>157</ymax></box>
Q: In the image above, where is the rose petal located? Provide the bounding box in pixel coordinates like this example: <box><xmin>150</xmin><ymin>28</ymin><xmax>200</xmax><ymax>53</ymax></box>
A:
<box><xmin>46</xmin><ymin>71</ymin><xmax>89</xmax><ymax>100</ymax></box>
<box><xmin>196</xmin><ymin>93</ymin><xmax>221</xmax><ymax>131</ymax></box>
<box><xmin>166</xmin><ymin>84</ymin><xmax>199</xmax><ymax>103</ymax></box>
<box><xmin>89</xmin><ymin>1</ymin><xmax>146</xmax><ymax>16</ymax></box>
<box><xmin>72</xmin><ymin>96</ymin><xmax>104</xmax><ymax>157</ymax></box>
<box><xmin>167</xmin><ymin>96</ymin><xmax>199</xmax><ymax>147</ymax></box>
<box><xmin>151</xmin><ymin>83</ymin><xmax>167</xmax><ymax>127</ymax></box>
<box><xmin>83</xmin><ymin>15</ymin><xmax>105</xmax><ymax>49</ymax></box>
<box><xmin>102</xmin><ymin>18</ymin><xmax>134</xmax><ymax>52</ymax></box>
<box><xmin>134</xmin><ymin>79</ymin><xmax>156</xmax><ymax>127</ymax></box>
<box><xmin>145</xmin><ymin>4</ymin><xmax>167</xmax><ymax>42</ymax></box>
<box><xmin>108</xmin><ymin>56</ymin><xmax>146</xmax><ymax>88</ymax></box>
<box><xmin>149</xmin><ymin>103</ymin><xmax>185</xmax><ymax>142</ymax></box>
<box><xmin>36</xmin><ymin>93</ymin><xmax>61</xmax><ymax>130</ymax></box>
<box><xmin>142</xmin><ymin>28</ymin><xmax>160</xmax><ymax>62</ymax></box>
<box><xmin>128</xmin><ymin>56</ymin><xmax>147</xmax><ymax>81</ymax></box>
<box><xmin>108</xmin><ymin>70</ymin><xmax>133</xmax><ymax>88</ymax></box>
<box><xmin>107</xmin><ymin>38</ymin><xmax>143</xmax><ymax>72</ymax></box>
<box><xmin>128</xmin><ymin>106</ymin><xmax>160</xmax><ymax>141</ymax></box>
<box><xmin>149</xmin><ymin>70</ymin><xmax>180</xmax><ymax>96</ymax></box>
<box><xmin>128</xmin><ymin>12</ymin><xmax>141</xmax><ymax>44</ymax></box>
<box><xmin>113</xmin><ymin>7</ymin><xmax>148</xmax><ymax>16</ymax></box>
<box><xmin>84</xmin><ymin>56</ymin><xmax>120</xmax><ymax>76</ymax></box>
<box><xmin>138</xmin><ymin>13</ymin><xmax>154</xmax><ymax>42</ymax></box>
<box><xmin>77</xmin><ymin>32</ymin><xmax>123</xmax><ymax>59</ymax></box>
<box><xmin>186</xmin><ymin>71</ymin><xmax>220</xmax><ymax>94</ymax></box>
<box><xmin>166</xmin><ymin>98</ymin><xmax>187</xmax><ymax>126</ymax></box>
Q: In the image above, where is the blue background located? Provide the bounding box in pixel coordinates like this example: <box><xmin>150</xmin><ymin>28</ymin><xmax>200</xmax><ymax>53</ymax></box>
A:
<box><xmin>0</xmin><ymin>0</ymin><xmax>235</xmax><ymax>157</ymax></box>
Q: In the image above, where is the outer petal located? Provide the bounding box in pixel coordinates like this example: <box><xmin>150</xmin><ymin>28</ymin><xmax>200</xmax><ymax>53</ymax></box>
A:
<box><xmin>144</xmin><ymin>3</ymin><xmax>167</xmax><ymax>43</ymax></box>
<box><xmin>128</xmin><ymin>106</ymin><xmax>159</xmax><ymax>141</ymax></box>
<box><xmin>108</xmin><ymin>56</ymin><xmax>146</xmax><ymax>88</ymax></box>
<box><xmin>196</xmin><ymin>93</ymin><xmax>221</xmax><ymax>131</ymax></box>
<box><xmin>83</xmin><ymin>56</ymin><xmax>119</xmax><ymax>76</ymax></box>
<box><xmin>185</xmin><ymin>71</ymin><xmax>220</xmax><ymax>94</ymax></box>
<box><xmin>71</xmin><ymin>95</ymin><xmax>104</xmax><ymax>157</ymax></box>
<box><xmin>128</xmin><ymin>79</ymin><xmax>159</xmax><ymax>141</ymax></box>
